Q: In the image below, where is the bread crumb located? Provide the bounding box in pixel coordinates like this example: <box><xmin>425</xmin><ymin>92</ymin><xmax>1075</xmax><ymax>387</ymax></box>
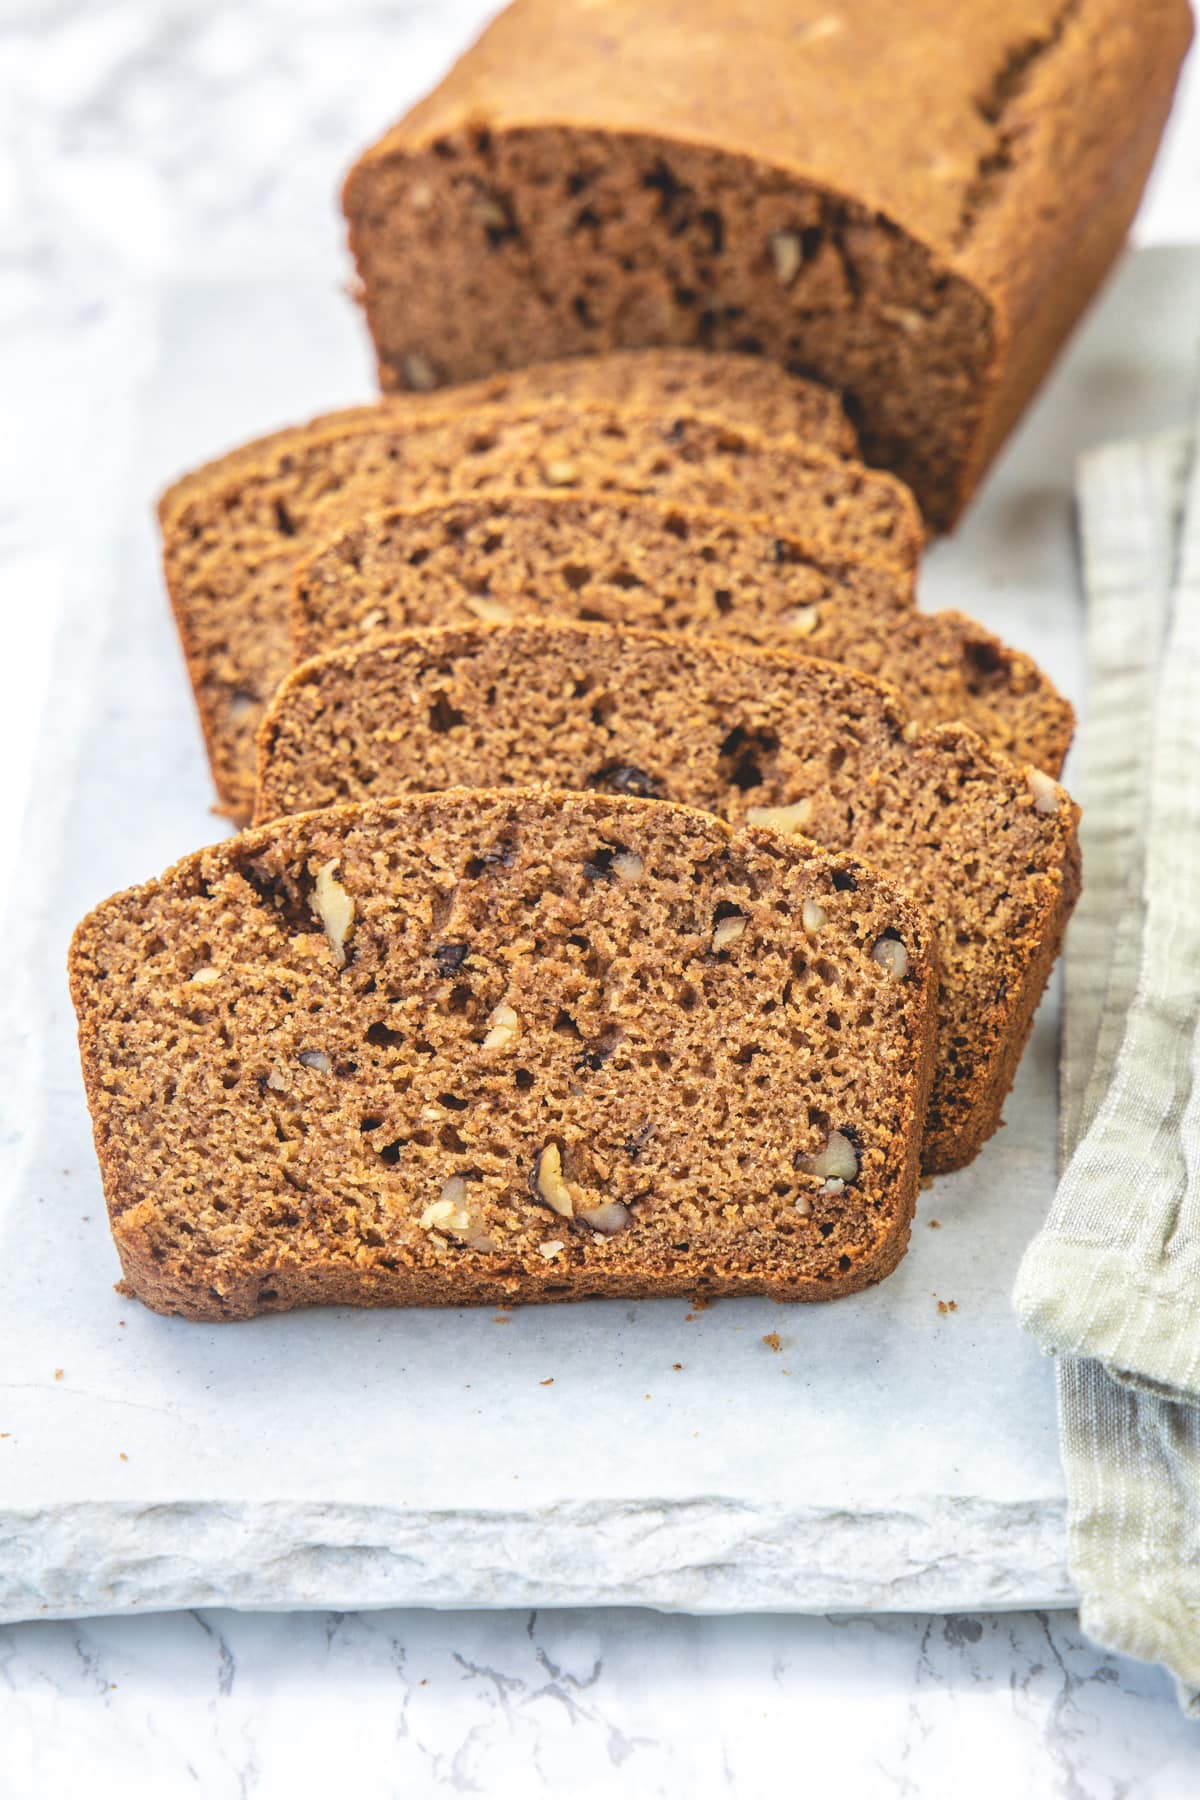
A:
<box><xmin>53</xmin><ymin>1369</ymin><xmax>63</xmax><ymax>1381</ymax></box>
<box><xmin>492</xmin><ymin>1314</ymin><xmax>511</xmax><ymax>1324</ymax></box>
<box><xmin>688</xmin><ymin>1295</ymin><xmax>711</xmax><ymax>1312</ymax></box>
<box><xmin>949</xmin><ymin>1299</ymin><xmax>958</xmax><ymax>1312</ymax></box>
<box><xmin>539</xmin><ymin>1378</ymin><xmax>554</xmax><ymax>1387</ymax></box>
<box><xmin>929</xmin><ymin>1219</ymin><xmax>941</xmax><ymax>1229</ymax></box>
<box><xmin>762</xmin><ymin>1332</ymin><xmax>782</xmax><ymax>1353</ymax></box>
<box><xmin>672</xmin><ymin>1363</ymin><xmax>683</xmax><ymax>1371</ymax></box>
<box><xmin>119</xmin><ymin>1453</ymin><xmax>128</xmax><ymax>1462</ymax></box>
<box><xmin>919</xmin><ymin>1175</ymin><xmax>934</xmax><ymax>1191</ymax></box>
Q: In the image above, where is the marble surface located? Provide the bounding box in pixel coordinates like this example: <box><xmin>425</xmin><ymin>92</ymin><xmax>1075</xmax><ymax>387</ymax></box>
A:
<box><xmin>4</xmin><ymin>0</ymin><xmax>1200</xmax><ymax>1788</ymax></box>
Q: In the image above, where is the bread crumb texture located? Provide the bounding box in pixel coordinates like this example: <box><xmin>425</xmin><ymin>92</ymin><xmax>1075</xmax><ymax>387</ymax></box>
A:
<box><xmin>68</xmin><ymin>788</ymin><xmax>938</xmax><ymax>1320</ymax></box>
<box><xmin>256</xmin><ymin>624</ymin><xmax>1080</xmax><ymax>1171</ymax></box>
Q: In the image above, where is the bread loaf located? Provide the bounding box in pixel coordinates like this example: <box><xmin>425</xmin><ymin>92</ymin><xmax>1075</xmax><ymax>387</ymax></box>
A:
<box><xmin>343</xmin><ymin>0</ymin><xmax>1192</xmax><ymax>527</ymax></box>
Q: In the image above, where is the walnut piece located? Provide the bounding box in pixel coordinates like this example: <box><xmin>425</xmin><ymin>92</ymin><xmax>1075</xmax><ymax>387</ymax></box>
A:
<box><xmin>802</xmin><ymin>899</ymin><xmax>827</xmax><ymax>935</ymax></box>
<box><xmin>578</xmin><ymin>1200</ymin><xmax>631</xmax><ymax>1235</ymax></box>
<box><xmin>746</xmin><ymin>798</ymin><xmax>813</xmax><ymax>835</ymax></box>
<box><xmin>537</xmin><ymin>1239</ymin><xmax>566</xmax><ymax>1260</ymax></box>
<box><xmin>1027</xmin><ymin>768</ymin><xmax>1061</xmax><ymax>815</ymax></box>
<box><xmin>799</xmin><ymin>1129</ymin><xmax>858</xmax><ymax>1184</ymax></box>
<box><xmin>784</xmin><ymin>604</ymin><xmax>820</xmax><ymax>638</ymax></box>
<box><xmin>420</xmin><ymin>1177</ymin><xmax>497</xmax><ymax>1251</ymax></box>
<box><xmin>872</xmin><ymin>935</ymin><xmax>909</xmax><ymax>979</ymax></box>
<box><xmin>312</xmin><ymin>859</ymin><xmax>354</xmax><ymax>968</ymax></box>
<box><xmin>770</xmin><ymin>231</ymin><xmax>802</xmax><ymax>285</ymax></box>
<box><xmin>611</xmin><ymin>850</ymin><xmax>643</xmax><ymax>883</ymax></box>
<box><xmin>711</xmin><ymin>912</ymin><xmax>747</xmax><ymax>952</ymax></box>
<box><xmin>532</xmin><ymin>1142</ymin><xmax>575</xmax><ymax>1218</ymax></box>
<box><xmin>464</xmin><ymin>595</ymin><xmax>513</xmax><ymax>625</ymax></box>
<box><xmin>402</xmin><ymin>350</ymin><xmax>437</xmax><ymax>391</ymax></box>
<box><xmin>542</xmin><ymin>459</ymin><xmax>578</xmax><ymax>487</ymax></box>
<box><xmin>297</xmin><ymin>1050</ymin><xmax>331</xmax><ymax>1073</ymax></box>
<box><xmin>189</xmin><ymin>966</ymin><xmax>221</xmax><ymax>985</ymax></box>
<box><xmin>879</xmin><ymin>304</ymin><xmax>925</xmax><ymax>334</ymax></box>
<box><xmin>482</xmin><ymin>1003</ymin><xmax>520</xmax><ymax>1051</ymax></box>
<box><xmin>472</xmin><ymin>191</ymin><xmax>511</xmax><ymax>231</ymax></box>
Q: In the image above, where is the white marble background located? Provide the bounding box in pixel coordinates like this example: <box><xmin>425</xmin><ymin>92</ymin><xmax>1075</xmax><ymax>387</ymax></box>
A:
<box><xmin>3</xmin><ymin>3</ymin><xmax>1200</xmax><ymax>1793</ymax></box>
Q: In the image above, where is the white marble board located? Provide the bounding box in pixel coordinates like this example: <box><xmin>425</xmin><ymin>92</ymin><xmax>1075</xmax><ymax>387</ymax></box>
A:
<box><xmin>3</xmin><ymin>247</ymin><xmax>1199</xmax><ymax>1626</ymax></box>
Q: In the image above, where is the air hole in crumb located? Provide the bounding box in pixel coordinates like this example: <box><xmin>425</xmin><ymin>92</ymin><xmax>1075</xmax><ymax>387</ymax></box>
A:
<box><xmin>514</xmin><ymin>1068</ymin><xmax>535</xmax><ymax>1090</ymax></box>
<box><xmin>429</xmin><ymin>694</ymin><xmax>464</xmax><ymax>733</ymax></box>
<box><xmin>365</xmin><ymin>1021</ymin><xmax>402</xmax><ymax>1048</ymax></box>
<box><xmin>377</xmin><ymin>1140</ymin><xmax>403</xmax><ymax>1165</ymax></box>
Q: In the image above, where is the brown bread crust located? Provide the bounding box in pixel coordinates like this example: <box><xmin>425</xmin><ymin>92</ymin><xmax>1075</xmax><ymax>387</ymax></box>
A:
<box><xmin>255</xmin><ymin>623</ymin><xmax>1081</xmax><ymax>1173</ymax></box>
<box><xmin>160</xmin><ymin>398</ymin><xmax>913</xmax><ymax>822</ymax></box>
<box><xmin>342</xmin><ymin>0</ymin><xmax>1191</xmax><ymax>527</ymax></box>
<box><xmin>68</xmin><ymin>789</ymin><xmax>938</xmax><ymax>1321</ymax></box>
<box><xmin>293</xmin><ymin>490</ymin><xmax>1075</xmax><ymax>775</ymax></box>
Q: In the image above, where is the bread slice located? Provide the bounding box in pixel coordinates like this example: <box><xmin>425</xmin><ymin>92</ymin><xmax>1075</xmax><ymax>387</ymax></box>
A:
<box><xmin>343</xmin><ymin>0</ymin><xmax>1191</xmax><ymax>527</ymax></box>
<box><xmin>293</xmin><ymin>491</ymin><xmax>1074</xmax><ymax>775</ymax></box>
<box><xmin>256</xmin><ymin>625</ymin><xmax>1080</xmax><ymax>1174</ymax></box>
<box><xmin>160</xmin><ymin>349</ymin><xmax>856</xmax><ymax>518</ymax></box>
<box><xmin>68</xmin><ymin>788</ymin><xmax>938</xmax><ymax>1321</ymax></box>
<box><xmin>161</xmin><ymin>401</ymin><xmax>915</xmax><ymax>824</ymax></box>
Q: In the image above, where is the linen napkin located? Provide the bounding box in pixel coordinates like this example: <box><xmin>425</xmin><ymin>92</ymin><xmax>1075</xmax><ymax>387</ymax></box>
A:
<box><xmin>1013</xmin><ymin>400</ymin><xmax>1200</xmax><ymax>1707</ymax></box>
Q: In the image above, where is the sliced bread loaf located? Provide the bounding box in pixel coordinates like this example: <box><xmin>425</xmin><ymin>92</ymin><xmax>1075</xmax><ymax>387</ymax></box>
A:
<box><xmin>343</xmin><ymin>0</ymin><xmax>1191</xmax><ymax>527</ymax></box>
<box><xmin>162</xmin><ymin>402</ymin><xmax>917</xmax><ymax>822</ymax></box>
<box><xmin>293</xmin><ymin>492</ymin><xmax>1074</xmax><ymax>775</ymax></box>
<box><xmin>68</xmin><ymin>788</ymin><xmax>938</xmax><ymax>1320</ymax></box>
<box><xmin>255</xmin><ymin>625</ymin><xmax>1080</xmax><ymax>1174</ymax></box>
